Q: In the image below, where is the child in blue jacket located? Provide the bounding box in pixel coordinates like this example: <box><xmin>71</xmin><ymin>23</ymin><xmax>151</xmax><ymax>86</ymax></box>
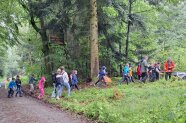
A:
<box><xmin>8</xmin><ymin>78</ymin><xmax>17</xmax><ymax>98</ymax></box>
<box><xmin>70</xmin><ymin>70</ymin><xmax>79</xmax><ymax>90</ymax></box>
<box><xmin>95</xmin><ymin>66</ymin><xmax>107</xmax><ymax>85</ymax></box>
<box><xmin>119</xmin><ymin>63</ymin><xmax>129</xmax><ymax>85</ymax></box>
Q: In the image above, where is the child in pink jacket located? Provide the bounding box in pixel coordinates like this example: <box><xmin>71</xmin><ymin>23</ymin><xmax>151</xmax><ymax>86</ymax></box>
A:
<box><xmin>38</xmin><ymin>77</ymin><xmax>46</xmax><ymax>99</ymax></box>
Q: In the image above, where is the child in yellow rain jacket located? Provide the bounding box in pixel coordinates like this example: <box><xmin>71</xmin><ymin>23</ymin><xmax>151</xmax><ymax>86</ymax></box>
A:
<box><xmin>129</xmin><ymin>64</ymin><xmax>134</xmax><ymax>82</ymax></box>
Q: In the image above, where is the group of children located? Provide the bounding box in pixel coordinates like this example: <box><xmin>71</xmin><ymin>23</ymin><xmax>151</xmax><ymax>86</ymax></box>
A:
<box><xmin>6</xmin><ymin>66</ymin><xmax>80</xmax><ymax>100</ymax></box>
<box><xmin>119</xmin><ymin>63</ymin><xmax>134</xmax><ymax>84</ymax></box>
<box><xmin>6</xmin><ymin>74</ymin><xmax>46</xmax><ymax>99</ymax></box>
<box><xmin>146</xmin><ymin>63</ymin><xmax>161</xmax><ymax>82</ymax></box>
<box><xmin>97</xmin><ymin>57</ymin><xmax>175</xmax><ymax>85</ymax></box>
<box><xmin>50</xmin><ymin>66</ymin><xmax>79</xmax><ymax>100</ymax></box>
<box><xmin>6</xmin><ymin>57</ymin><xmax>175</xmax><ymax>99</ymax></box>
<box><xmin>7</xmin><ymin>75</ymin><xmax>22</xmax><ymax>98</ymax></box>
<box><xmin>120</xmin><ymin>62</ymin><xmax>161</xmax><ymax>84</ymax></box>
<box><xmin>136</xmin><ymin>62</ymin><xmax>161</xmax><ymax>82</ymax></box>
<box><xmin>96</xmin><ymin>64</ymin><xmax>136</xmax><ymax>85</ymax></box>
<box><xmin>134</xmin><ymin>57</ymin><xmax>175</xmax><ymax>83</ymax></box>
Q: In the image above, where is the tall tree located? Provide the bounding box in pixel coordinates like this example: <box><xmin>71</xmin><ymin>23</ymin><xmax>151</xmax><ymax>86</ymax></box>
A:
<box><xmin>19</xmin><ymin>0</ymin><xmax>53</xmax><ymax>75</ymax></box>
<box><xmin>90</xmin><ymin>0</ymin><xmax>99</xmax><ymax>78</ymax></box>
<box><xmin>125</xmin><ymin>0</ymin><xmax>132</xmax><ymax>62</ymax></box>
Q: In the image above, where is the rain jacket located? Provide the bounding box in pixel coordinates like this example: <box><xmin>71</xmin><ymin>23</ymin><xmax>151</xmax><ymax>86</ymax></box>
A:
<box><xmin>71</xmin><ymin>74</ymin><xmax>78</xmax><ymax>85</ymax></box>
<box><xmin>137</xmin><ymin>65</ymin><xmax>141</xmax><ymax>75</ymax></box>
<box><xmin>29</xmin><ymin>76</ymin><xmax>37</xmax><ymax>84</ymax></box>
<box><xmin>123</xmin><ymin>66</ymin><xmax>129</xmax><ymax>75</ymax></box>
<box><xmin>164</xmin><ymin>60</ymin><xmax>175</xmax><ymax>72</ymax></box>
<box><xmin>140</xmin><ymin>59</ymin><xmax>149</xmax><ymax>73</ymax></box>
<box><xmin>98</xmin><ymin>69</ymin><xmax>106</xmax><ymax>80</ymax></box>
<box><xmin>129</xmin><ymin>67</ymin><xmax>133</xmax><ymax>76</ymax></box>
<box><xmin>38</xmin><ymin>77</ymin><xmax>46</xmax><ymax>89</ymax></box>
<box><xmin>8</xmin><ymin>81</ymin><xmax>16</xmax><ymax>89</ymax></box>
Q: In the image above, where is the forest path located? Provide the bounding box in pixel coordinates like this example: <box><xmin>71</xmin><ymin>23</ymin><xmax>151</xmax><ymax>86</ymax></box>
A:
<box><xmin>0</xmin><ymin>87</ymin><xmax>90</xmax><ymax>123</ymax></box>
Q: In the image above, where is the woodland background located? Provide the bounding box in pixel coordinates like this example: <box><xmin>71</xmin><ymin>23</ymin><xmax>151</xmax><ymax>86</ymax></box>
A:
<box><xmin>0</xmin><ymin>0</ymin><xmax>186</xmax><ymax>82</ymax></box>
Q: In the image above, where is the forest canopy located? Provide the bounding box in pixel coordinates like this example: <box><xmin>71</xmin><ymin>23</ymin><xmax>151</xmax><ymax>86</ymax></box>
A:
<box><xmin>0</xmin><ymin>0</ymin><xmax>185</xmax><ymax>81</ymax></box>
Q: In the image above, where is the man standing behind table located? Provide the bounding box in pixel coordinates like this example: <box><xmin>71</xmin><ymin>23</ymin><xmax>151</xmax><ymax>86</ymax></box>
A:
<box><xmin>164</xmin><ymin>58</ymin><xmax>175</xmax><ymax>80</ymax></box>
<box><xmin>140</xmin><ymin>56</ymin><xmax>149</xmax><ymax>83</ymax></box>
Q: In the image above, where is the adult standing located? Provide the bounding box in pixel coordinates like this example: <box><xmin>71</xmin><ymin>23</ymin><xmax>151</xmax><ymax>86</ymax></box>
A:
<box><xmin>60</xmin><ymin>66</ymin><xmax>70</xmax><ymax>96</ymax></box>
<box><xmin>56</xmin><ymin>66</ymin><xmax>70</xmax><ymax>100</ymax></box>
<box><xmin>164</xmin><ymin>58</ymin><xmax>175</xmax><ymax>80</ymax></box>
<box><xmin>140</xmin><ymin>56</ymin><xmax>149</xmax><ymax>83</ymax></box>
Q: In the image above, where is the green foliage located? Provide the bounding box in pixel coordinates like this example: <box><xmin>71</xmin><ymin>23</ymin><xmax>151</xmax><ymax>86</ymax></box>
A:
<box><xmin>3</xmin><ymin>47</ymin><xmax>22</xmax><ymax>77</ymax></box>
<box><xmin>0</xmin><ymin>0</ymin><xmax>186</xmax><ymax>78</ymax></box>
<box><xmin>45</xmin><ymin>80</ymin><xmax>186</xmax><ymax>123</ymax></box>
<box><xmin>154</xmin><ymin>2</ymin><xmax>186</xmax><ymax>71</ymax></box>
<box><xmin>20</xmin><ymin>76</ymin><xmax>29</xmax><ymax>85</ymax></box>
<box><xmin>0</xmin><ymin>0</ymin><xmax>23</xmax><ymax>45</ymax></box>
<box><xmin>102</xmin><ymin>7</ymin><xmax>118</xmax><ymax>17</ymax></box>
<box><xmin>0</xmin><ymin>0</ymin><xmax>23</xmax><ymax>76</ymax></box>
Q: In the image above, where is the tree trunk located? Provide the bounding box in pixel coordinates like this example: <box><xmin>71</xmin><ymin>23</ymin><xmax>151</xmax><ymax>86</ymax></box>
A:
<box><xmin>40</xmin><ymin>17</ymin><xmax>52</xmax><ymax>75</ymax></box>
<box><xmin>125</xmin><ymin>0</ymin><xmax>132</xmax><ymax>63</ymax></box>
<box><xmin>63</xmin><ymin>28</ymin><xmax>69</xmax><ymax>69</ymax></box>
<box><xmin>119</xmin><ymin>40</ymin><xmax>122</xmax><ymax>75</ymax></box>
<box><xmin>90</xmin><ymin>0</ymin><xmax>99</xmax><ymax>78</ymax></box>
<box><xmin>40</xmin><ymin>32</ymin><xmax>51</xmax><ymax>74</ymax></box>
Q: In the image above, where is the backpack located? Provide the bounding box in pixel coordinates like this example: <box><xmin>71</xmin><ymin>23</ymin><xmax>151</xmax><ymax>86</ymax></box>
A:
<box><xmin>51</xmin><ymin>73</ymin><xmax>57</xmax><ymax>83</ymax></box>
<box><xmin>149</xmin><ymin>67</ymin><xmax>156</xmax><ymax>82</ymax></box>
<box><xmin>56</xmin><ymin>74</ymin><xmax>64</xmax><ymax>85</ymax></box>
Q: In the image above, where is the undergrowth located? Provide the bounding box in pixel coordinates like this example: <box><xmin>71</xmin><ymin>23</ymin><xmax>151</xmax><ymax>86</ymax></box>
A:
<box><xmin>45</xmin><ymin>79</ymin><xmax>186</xmax><ymax>123</ymax></box>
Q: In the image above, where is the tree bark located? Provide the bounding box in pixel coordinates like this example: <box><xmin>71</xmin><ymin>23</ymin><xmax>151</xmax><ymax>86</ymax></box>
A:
<box><xmin>20</xmin><ymin>0</ymin><xmax>53</xmax><ymax>80</ymax></box>
<box><xmin>125</xmin><ymin>0</ymin><xmax>132</xmax><ymax>63</ymax></box>
<box><xmin>119</xmin><ymin>40</ymin><xmax>122</xmax><ymax>75</ymax></box>
<box><xmin>40</xmin><ymin>31</ymin><xmax>52</xmax><ymax>74</ymax></box>
<box><xmin>90</xmin><ymin>0</ymin><xmax>99</xmax><ymax>78</ymax></box>
<box><xmin>39</xmin><ymin>17</ymin><xmax>52</xmax><ymax>75</ymax></box>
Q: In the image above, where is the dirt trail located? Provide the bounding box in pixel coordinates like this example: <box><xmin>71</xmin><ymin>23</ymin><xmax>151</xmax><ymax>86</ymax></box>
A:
<box><xmin>0</xmin><ymin>87</ymin><xmax>91</xmax><ymax>123</ymax></box>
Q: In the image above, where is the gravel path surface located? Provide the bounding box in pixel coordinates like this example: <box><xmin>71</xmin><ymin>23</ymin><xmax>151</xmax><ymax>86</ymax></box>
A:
<box><xmin>0</xmin><ymin>87</ymin><xmax>90</xmax><ymax>123</ymax></box>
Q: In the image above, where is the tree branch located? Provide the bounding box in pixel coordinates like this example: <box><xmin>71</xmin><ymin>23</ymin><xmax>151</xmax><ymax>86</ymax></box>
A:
<box><xmin>19</xmin><ymin>0</ymin><xmax>40</xmax><ymax>32</ymax></box>
<box><xmin>18</xmin><ymin>0</ymin><xmax>29</xmax><ymax>11</ymax></box>
<box><xmin>30</xmin><ymin>15</ymin><xmax>40</xmax><ymax>32</ymax></box>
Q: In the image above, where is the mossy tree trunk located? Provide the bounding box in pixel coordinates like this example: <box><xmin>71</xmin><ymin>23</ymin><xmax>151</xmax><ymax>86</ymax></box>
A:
<box><xmin>90</xmin><ymin>0</ymin><xmax>99</xmax><ymax>79</ymax></box>
<box><xmin>125</xmin><ymin>0</ymin><xmax>132</xmax><ymax>63</ymax></box>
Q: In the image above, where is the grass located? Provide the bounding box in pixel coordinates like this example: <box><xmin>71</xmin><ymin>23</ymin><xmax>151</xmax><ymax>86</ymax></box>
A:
<box><xmin>45</xmin><ymin>79</ymin><xmax>186</xmax><ymax>123</ymax></box>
